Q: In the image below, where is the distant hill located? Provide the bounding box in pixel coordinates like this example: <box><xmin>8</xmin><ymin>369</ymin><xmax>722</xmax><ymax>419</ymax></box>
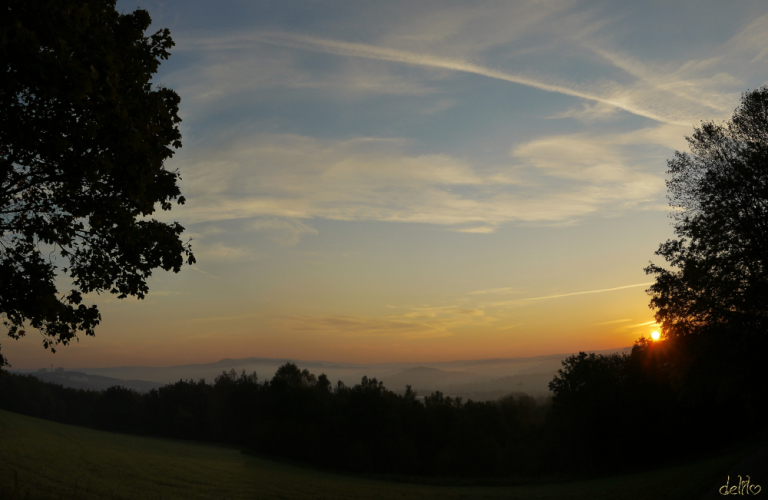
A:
<box><xmin>442</xmin><ymin>371</ymin><xmax>560</xmax><ymax>401</ymax></box>
<box><xmin>15</xmin><ymin>346</ymin><xmax>631</xmax><ymax>395</ymax></box>
<box><xmin>384</xmin><ymin>366</ymin><xmax>479</xmax><ymax>391</ymax></box>
<box><xmin>24</xmin><ymin>370</ymin><xmax>163</xmax><ymax>393</ymax></box>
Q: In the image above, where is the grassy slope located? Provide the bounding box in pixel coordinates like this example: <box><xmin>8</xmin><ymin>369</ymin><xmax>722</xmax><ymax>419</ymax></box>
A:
<box><xmin>0</xmin><ymin>409</ymin><xmax>762</xmax><ymax>500</ymax></box>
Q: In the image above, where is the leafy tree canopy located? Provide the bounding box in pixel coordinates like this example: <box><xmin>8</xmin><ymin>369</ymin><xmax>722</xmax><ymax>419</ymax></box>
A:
<box><xmin>646</xmin><ymin>87</ymin><xmax>768</xmax><ymax>339</ymax></box>
<box><xmin>0</xmin><ymin>0</ymin><xmax>194</xmax><ymax>366</ymax></box>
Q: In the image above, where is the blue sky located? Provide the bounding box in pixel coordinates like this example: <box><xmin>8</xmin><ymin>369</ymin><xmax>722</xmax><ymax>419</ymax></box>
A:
<box><xmin>10</xmin><ymin>0</ymin><xmax>768</xmax><ymax>368</ymax></box>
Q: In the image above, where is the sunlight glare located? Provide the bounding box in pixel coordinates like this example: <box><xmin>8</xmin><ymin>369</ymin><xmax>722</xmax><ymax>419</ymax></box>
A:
<box><xmin>651</xmin><ymin>331</ymin><xmax>660</xmax><ymax>341</ymax></box>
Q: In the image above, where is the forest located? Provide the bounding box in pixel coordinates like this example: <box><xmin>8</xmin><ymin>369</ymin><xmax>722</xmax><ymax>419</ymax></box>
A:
<box><xmin>1</xmin><ymin>331</ymin><xmax>764</xmax><ymax>478</ymax></box>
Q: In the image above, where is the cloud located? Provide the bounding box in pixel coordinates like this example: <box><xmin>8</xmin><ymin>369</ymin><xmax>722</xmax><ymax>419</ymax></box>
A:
<box><xmin>612</xmin><ymin>320</ymin><xmax>658</xmax><ymax>332</ymax></box>
<box><xmin>238</xmin><ymin>55</ymin><xmax>429</xmax><ymax>97</ymax></box>
<box><xmin>146</xmin><ymin>291</ymin><xmax>184</xmax><ymax>297</ymax></box>
<box><xmin>634</xmin><ymin>321</ymin><xmax>658</xmax><ymax>327</ymax></box>
<box><xmin>181</xmin><ymin>31</ymin><xmax>695</xmax><ymax>125</ymax></box>
<box><xmin>551</xmin><ymin>101</ymin><xmax>622</xmax><ymax>123</ymax></box>
<box><xmin>513</xmin><ymin>123</ymin><xmax>692</xmax><ymax>170</ymax></box>
<box><xmin>172</xmin><ymin>126</ymin><xmax>673</xmax><ymax>228</ymax></box>
<box><xmin>400</xmin><ymin>305</ymin><xmax>485</xmax><ymax>319</ymax></box>
<box><xmin>576</xmin><ymin>14</ymin><xmax>768</xmax><ymax>125</ymax></box>
<box><xmin>178</xmin><ymin>311</ymin><xmax>262</xmax><ymax>324</ymax></box>
<box><xmin>717</xmin><ymin>13</ymin><xmax>768</xmax><ymax>66</ymax></box>
<box><xmin>192</xmin><ymin>242</ymin><xmax>252</xmax><ymax>262</ymax></box>
<box><xmin>273</xmin><ymin>314</ymin><xmax>452</xmax><ymax>339</ymax></box>
<box><xmin>592</xmin><ymin>318</ymin><xmax>632</xmax><ymax>326</ymax></box>
<box><xmin>456</xmin><ymin>308</ymin><xmax>485</xmax><ymax>316</ymax></box>
<box><xmin>166</xmin><ymin>39</ymin><xmax>436</xmax><ymax>116</ymax></box>
<box><xmin>524</xmin><ymin>282</ymin><xmax>653</xmax><ymax>302</ymax></box>
<box><xmin>159</xmin><ymin>4</ymin><xmax>768</xmax><ymax>232</ymax></box>
<box><xmin>454</xmin><ymin>226</ymin><xmax>496</xmax><ymax>234</ymax></box>
<box><xmin>190</xmin><ymin>266</ymin><xmax>218</xmax><ymax>279</ymax></box>
<box><xmin>168</xmin><ymin>1</ymin><xmax>768</xmax><ymax>133</ymax></box>
<box><xmin>250</xmin><ymin>218</ymin><xmax>318</xmax><ymax>246</ymax></box>
<box><xmin>468</xmin><ymin>287</ymin><xmax>517</xmax><ymax>295</ymax></box>
<box><xmin>270</xmin><ymin>304</ymin><xmax>496</xmax><ymax>341</ymax></box>
<box><xmin>587</xmin><ymin>46</ymin><xmax>737</xmax><ymax>117</ymax></box>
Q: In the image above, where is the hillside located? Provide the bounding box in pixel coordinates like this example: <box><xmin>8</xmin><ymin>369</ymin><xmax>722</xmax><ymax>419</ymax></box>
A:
<box><xmin>0</xmin><ymin>409</ymin><xmax>763</xmax><ymax>499</ymax></box>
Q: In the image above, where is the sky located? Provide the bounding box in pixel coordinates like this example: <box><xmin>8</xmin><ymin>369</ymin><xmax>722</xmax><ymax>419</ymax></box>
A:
<box><xmin>8</xmin><ymin>0</ymin><xmax>768</xmax><ymax>369</ymax></box>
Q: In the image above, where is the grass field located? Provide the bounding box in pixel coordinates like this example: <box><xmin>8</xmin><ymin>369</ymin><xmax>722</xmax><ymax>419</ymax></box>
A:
<box><xmin>0</xmin><ymin>409</ymin><xmax>764</xmax><ymax>499</ymax></box>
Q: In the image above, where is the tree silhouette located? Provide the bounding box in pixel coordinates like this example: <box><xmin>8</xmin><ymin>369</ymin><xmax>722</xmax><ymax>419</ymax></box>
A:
<box><xmin>645</xmin><ymin>87</ymin><xmax>768</xmax><ymax>340</ymax></box>
<box><xmin>0</xmin><ymin>1</ymin><xmax>194</xmax><ymax>366</ymax></box>
<box><xmin>643</xmin><ymin>88</ymin><xmax>768</xmax><ymax>423</ymax></box>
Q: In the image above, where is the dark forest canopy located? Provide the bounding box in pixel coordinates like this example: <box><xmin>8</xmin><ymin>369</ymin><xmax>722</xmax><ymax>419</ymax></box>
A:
<box><xmin>0</xmin><ymin>1</ymin><xmax>194</xmax><ymax>367</ymax></box>
<box><xmin>2</xmin><ymin>354</ymin><xmax>759</xmax><ymax>478</ymax></box>
<box><xmin>0</xmin><ymin>363</ymin><xmax>550</xmax><ymax>477</ymax></box>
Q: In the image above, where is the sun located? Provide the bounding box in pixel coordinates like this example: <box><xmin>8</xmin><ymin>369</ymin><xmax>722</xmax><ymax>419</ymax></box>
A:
<box><xmin>651</xmin><ymin>331</ymin><xmax>660</xmax><ymax>341</ymax></box>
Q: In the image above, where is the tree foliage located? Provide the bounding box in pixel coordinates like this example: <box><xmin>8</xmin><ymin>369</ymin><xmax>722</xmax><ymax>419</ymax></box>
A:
<box><xmin>0</xmin><ymin>0</ymin><xmax>194</xmax><ymax>365</ymax></box>
<box><xmin>0</xmin><ymin>363</ymin><xmax>551</xmax><ymax>477</ymax></box>
<box><xmin>545</xmin><ymin>343</ymin><xmax>743</xmax><ymax>470</ymax></box>
<box><xmin>646</xmin><ymin>87</ymin><xmax>768</xmax><ymax>339</ymax></box>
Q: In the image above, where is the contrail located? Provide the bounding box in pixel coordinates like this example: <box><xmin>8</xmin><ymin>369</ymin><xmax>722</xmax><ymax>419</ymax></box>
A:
<box><xmin>241</xmin><ymin>33</ymin><xmax>688</xmax><ymax>125</ymax></box>
<box><xmin>524</xmin><ymin>282</ymin><xmax>653</xmax><ymax>301</ymax></box>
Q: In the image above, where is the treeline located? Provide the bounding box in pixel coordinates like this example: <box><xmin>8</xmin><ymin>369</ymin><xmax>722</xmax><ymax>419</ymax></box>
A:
<box><xmin>0</xmin><ymin>364</ymin><xmax>549</xmax><ymax>476</ymax></box>
<box><xmin>3</xmin><ymin>336</ymin><xmax>762</xmax><ymax>478</ymax></box>
<box><xmin>545</xmin><ymin>334</ymin><xmax>768</xmax><ymax>472</ymax></box>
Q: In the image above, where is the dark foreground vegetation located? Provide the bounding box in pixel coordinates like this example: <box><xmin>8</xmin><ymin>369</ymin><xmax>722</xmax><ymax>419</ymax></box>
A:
<box><xmin>2</xmin><ymin>332</ymin><xmax>766</xmax><ymax>479</ymax></box>
<box><xmin>3</xmin><ymin>409</ymin><xmax>759</xmax><ymax>500</ymax></box>
<box><xmin>1</xmin><ymin>364</ymin><xmax>548</xmax><ymax>477</ymax></box>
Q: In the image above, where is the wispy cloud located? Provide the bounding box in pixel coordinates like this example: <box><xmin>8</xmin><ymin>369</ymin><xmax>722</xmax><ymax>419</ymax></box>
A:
<box><xmin>524</xmin><ymin>283</ymin><xmax>653</xmax><ymax>302</ymax></box>
<box><xmin>190</xmin><ymin>265</ymin><xmax>218</xmax><ymax>279</ymax></box>
<box><xmin>159</xmin><ymin>5</ymin><xmax>768</xmax><ymax>234</ymax></box>
<box><xmin>169</xmin><ymin>0</ymin><xmax>768</xmax><ymax>131</ymax></box>
<box><xmin>250</xmin><ymin>218</ymin><xmax>318</xmax><ymax>246</ymax></box>
<box><xmin>146</xmin><ymin>291</ymin><xmax>184</xmax><ymax>297</ymax></box>
<box><xmin>171</xmin><ymin>127</ymin><xmax>671</xmax><ymax>228</ymax></box>
<box><xmin>269</xmin><ymin>301</ymin><xmax>498</xmax><ymax>341</ymax></box>
<box><xmin>165</xmin><ymin>47</ymin><xmax>437</xmax><ymax>114</ymax></box>
<box><xmin>178</xmin><ymin>312</ymin><xmax>262</xmax><ymax>324</ymax></box>
<box><xmin>194</xmin><ymin>242</ymin><xmax>252</xmax><ymax>261</ymax></box>
<box><xmin>468</xmin><ymin>287</ymin><xmax>517</xmax><ymax>296</ymax></box>
<box><xmin>725</xmin><ymin>13</ymin><xmax>768</xmax><ymax>64</ymax></box>
<box><xmin>587</xmin><ymin>46</ymin><xmax>736</xmax><ymax>115</ymax></box>
<box><xmin>400</xmin><ymin>305</ymin><xmax>486</xmax><ymax>319</ymax></box>
<box><xmin>181</xmin><ymin>31</ymin><xmax>696</xmax><ymax>125</ymax></box>
<box><xmin>592</xmin><ymin>318</ymin><xmax>632</xmax><ymax>326</ymax></box>
<box><xmin>612</xmin><ymin>320</ymin><xmax>658</xmax><ymax>332</ymax></box>
<box><xmin>454</xmin><ymin>226</ymin><xmax>496</xmax><ymax>234</ymax></box>
<box><xmin>273</xmin><ymin>314</ymin><xmax>451</xmax><ymax>340</ymax></box>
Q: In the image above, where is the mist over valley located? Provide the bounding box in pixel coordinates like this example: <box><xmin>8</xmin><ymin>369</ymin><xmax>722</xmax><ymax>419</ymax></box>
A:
<box><xmin>15</xmin><ymin>347</ymin><xmax>631</xmax><ymax>400</ymax></box>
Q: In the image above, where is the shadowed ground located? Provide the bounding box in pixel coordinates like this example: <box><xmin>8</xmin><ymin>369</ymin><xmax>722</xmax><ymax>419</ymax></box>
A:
<box><xmin>0</xmin><ymin>409</ymin><xmax>762</xmax><ymax>500</ymax></box>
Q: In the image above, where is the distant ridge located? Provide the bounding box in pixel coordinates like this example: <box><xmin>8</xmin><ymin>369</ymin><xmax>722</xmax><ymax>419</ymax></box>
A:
<box><xmin>60</xmin><ymin>345</ymin><xmax>633</xmax><ymax>372</ymax></box>
<box><xmin>20</xmin><ymin>370</ymin><xmax>163</xmax><ymax>393</ymax></box>
<box><xmin>385</xmin><ymin>366</ymin><xmax>478</xmax><ymax>389</ymax></box>
<box><xmin>13</xmin><ymin>346</ymin><xmax>632</xmax><ymax>391</ymax></box>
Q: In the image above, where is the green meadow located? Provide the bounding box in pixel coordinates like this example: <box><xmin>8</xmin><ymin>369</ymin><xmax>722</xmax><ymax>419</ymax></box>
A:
<box><xmin>0</xmin><ymin>409</ymin><xmax>762</xmax><ymax>500</ymax></box>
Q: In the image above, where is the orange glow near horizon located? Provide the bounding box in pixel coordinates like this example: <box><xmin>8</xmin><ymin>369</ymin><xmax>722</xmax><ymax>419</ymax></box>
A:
<box><xmin>3</xmin><ymin>224</ymin><xmax>663</xmax><ymax>370</ymax></box>
<box><xmin>4</xmin><ymin>288</ymin><xmax>659</xmax><ymax>369</ymax></box>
